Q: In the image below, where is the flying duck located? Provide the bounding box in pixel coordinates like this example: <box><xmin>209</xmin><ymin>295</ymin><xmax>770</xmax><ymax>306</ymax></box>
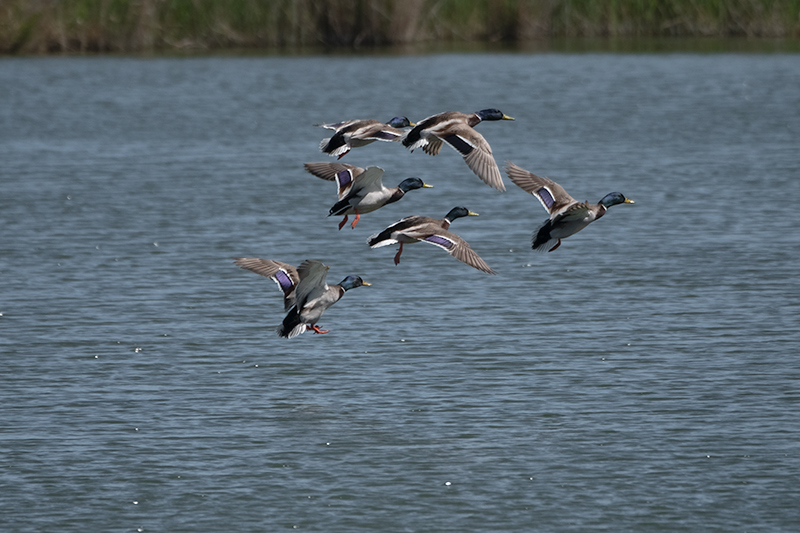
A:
<box><xmin>505</xmin><ymin>161</ymin><xmax>634</xmax><ymax>252</ymax></box>
<box><xmin>366</xmin><ymin>206</ymin><xmax>496</xmax><ymax>274</ymax></box>
<box><xmin>234</xmin><ymin>258</ymin><xmax>370</xmax><ymax>338</ymax></box>
<box><xmin>303</xmin><ymin>162</ymin><xmax>432</xmax><ymax>229</ymax></box>
<box><xmin>401</xmin><ymin>108</ymin><xmax>514</xmax><ymax>191</ymax></box>
<box><xmin>316</xmin><ymin>116</ymin><xmax>415</xmax><ymax>159</ymax></box>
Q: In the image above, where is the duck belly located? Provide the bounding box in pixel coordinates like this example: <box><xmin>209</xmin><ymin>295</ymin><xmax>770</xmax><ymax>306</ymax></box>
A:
<box><xmin>550</xmin><ymin>220</ymin><xmax>590</xmax><ymax>240</ymax></box>
<box><xmin>299</xmin><ymin>291</ymin><xmax>339</xmax><ymax>325</ymax></box>
<box><xmin>346</xmin><ymin>136</ymin><xmax>376</xmax><ymax>148</ymax></box>
<box><xmin>356</xmin><ymin>190</ymin><xmax>391</xmax><ymax>213</ymax></box>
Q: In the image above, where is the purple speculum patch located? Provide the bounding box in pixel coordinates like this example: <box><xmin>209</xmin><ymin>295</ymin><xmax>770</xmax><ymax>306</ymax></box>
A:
<box><xmin>275</xmin><ymin>270</ymin><xmax>293</xmax><ymax>291</ymax></box>
<box><xmin>425</xmin><ymin>235</ymin><xmax>454</xmax><ymax>249</ymax></box>
<box><xmin>373</xmin><ymin>131</ymin><xmax>397</xmax><ymax>140</ymax></box>
<box><xmin>336</xmin><ymin>170</ymin><xmax>353</xmax><ymax>188</ymax></box>
<box><xmin>538</xmin><ymin>187</ymin><xmax>555</xmax><ymax>209</ymax></box>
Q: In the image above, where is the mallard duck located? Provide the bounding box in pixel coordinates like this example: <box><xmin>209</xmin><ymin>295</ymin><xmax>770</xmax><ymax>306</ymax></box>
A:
<box><xmin>366</xmin><ymin>206</ymin><xmax>496</xmax><ymax>274</ymax></box>
<box><xmin>505</xmin><ymin>161</ymin><xmax>635</xmax><ymax>252</ymax></box>
<box><xmin>401</xmin><ymin>109</ymin><xmax>514</xmax><ymax>191</ymax></box>
<box><xmin>303</xmin><ymin>162</ymin><xmax>433</xmax><ymax>230</ymax></box>
<box><xmin>316</xmin><ymin>116</ymin><xmax>415</xmax><ymax>159</ymax></box>
<box><xmin>234</xmin><ymin>258</ymin><xmax>370</xmax><ymax>338</ymax></box>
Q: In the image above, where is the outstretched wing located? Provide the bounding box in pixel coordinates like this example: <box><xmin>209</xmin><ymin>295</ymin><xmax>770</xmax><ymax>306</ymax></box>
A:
<box><xmin>354</xmin><ymin>122</ymin><xmax>407</xmax><ymax>142</ymax></box>
<box><xmin>233</xmin><ymin>258</ymin><xmax>299</xmax><ymax>311</ymax></box>
<box><xmin>417</xmin><ymin>229</ymin><xmax>496</xmax><ymax>275</ymax></box>
<box><xmin>304</xmin><ymin>162</ymin><xmax>366</xmax><ymax>200</ymax></box>
<box><xmin>350</xmin><ymin>166</ymin><xmax>385</xmax><ymax>194</ymax></box>
<box><xmin>505</xmin><ymin>161</ymin><xmax>576</xmax><ymax>214</ymax></box>
<box><xmin>438</xmin><ymin>126</ymin><xmax>504</xmax><ymax>191</ymax></box>
<box><xmin>421</xmin><ymin>136</ymin><xmax>444</xmax><ymax>156</ymax></box>
<box><xmin>304</xmin><ymin>162</ymin><xmax>365</xmax><ymax>182</ymax></box>
<box><xmin>294</xmin><ymin>260</ymin><xmax>330</xmax><ymax>310</ymax></box>
<box><xmin>314</xmin><ymin>120</ymin><xmax>359</xmax><ymax>131</ymax></box>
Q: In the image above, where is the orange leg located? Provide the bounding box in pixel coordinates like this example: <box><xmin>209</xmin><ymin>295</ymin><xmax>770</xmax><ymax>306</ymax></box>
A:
<box><xmin>336</xmin><ymin>147</ymin><xmax>350</xmax><ymax>160</ymax></box>
<box><xmin>548</xmin><ymin>239</ymin><xmax>562</xmax><ymax>252</ymax></box>
<box><xmin>338</xmin><ymin>215</ymin><xmax>349</xmax><ymax>230</ymax></box>
<box><xmin>350</xmin><ymin>209</ymin><xmax>361</xmax><ymax>229</ymax></box>
<box><xmin>307</xmin><ymin>325</ymin><xmax>330</xmax><ymax>334</ymax></box>
<box><xmin>393</xmin><ymin>242</ymin><xmax>404</xmax><ymax>265</ymax></box>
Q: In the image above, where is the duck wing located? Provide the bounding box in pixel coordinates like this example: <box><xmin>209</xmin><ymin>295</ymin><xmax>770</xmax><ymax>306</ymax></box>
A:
<box><xmin>416</xmin><ymin>228</ymin><xmax>496</xmax><ymax>275</ymax></box>
<box><xmin>354</xmin><ymin>121</ymin><xmax>408</xmax><ymax>142</ymax></box>
<box><xmin>550</xmin><ymin>202</ymin><xmax>602</xmax><ymax>229</ymax></box>
<box><xmin>350</xmin><ymin>166</ymin><xmax>386</xmax><ymax>194</ymax></box>
<box><xmin>314</xmin><ymin>119</ymin><xmax>359</xmax><ymax>131</ymax></box>
<box><xmin>233</xmin><ymin>258</ymin><xmax>300</xmax><ymax>311</ymax></box>
<box><xmin>294</xmin><ymin>260</ymin><xmax>331</xmax><ymax>311</ymax></box>
<box><xmin>304</xmin><ymin>162</ymin><xmax>365</xmax><ymax>182</ymax></box>
<box><xmin>505</xmin><ymin>162</ymin><xmax>577</xmax><ymax>215</ymax></box>
<box><xmin>420</xmin><ymin>136</ymin><xmax>443</xmax><ymax>156</ymax></box>
<box><xmin>304</xmin><ymin>162</ymin><xmax>367</xmax><ymax>200</ymax></box>
<box><xmin>440</xmin><ymin>125</ymin><xmax>504</xmax><ymax>191</ymax></box>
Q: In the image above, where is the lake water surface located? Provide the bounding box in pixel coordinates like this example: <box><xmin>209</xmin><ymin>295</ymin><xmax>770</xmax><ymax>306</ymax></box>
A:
<box><xmin>2</xmin><ymin>52</ymin><xmax>800</xmax><ymax>531</ymax></box>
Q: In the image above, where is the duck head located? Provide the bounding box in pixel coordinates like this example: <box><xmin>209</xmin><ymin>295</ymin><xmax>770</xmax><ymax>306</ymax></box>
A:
<box><xmin>387</xmin><ymin>116</ymin><xmax>415</xmax><ymax>128</ymax></box>
<box><xmin>397</xmin><ymin>177</ymin><xmax>434</xmax><ymax>192</ymax></box>
<box><xmin>444</xmin><ymin>206</ymin><xmax>479</xmax><ymax>223</ymax></box>
<box><xmin>339</xmin><ymin>275</ymin><xmax>371</xmax><ymax>291</ymax></box>
<box><xmin>475</xmin><ymin>109</ymin><xmax>515</xmax><ymax>122</ymax></box>
<box><xmin>600</xmin><ymin>192</ymin><xmax>635</xmax><ymax>208</ymax></box>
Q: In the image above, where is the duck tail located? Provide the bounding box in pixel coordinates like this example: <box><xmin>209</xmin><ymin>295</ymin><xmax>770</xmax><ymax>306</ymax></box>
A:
<box><xmin>278</xmin><ymin>308</ymin><xmax>306</xmax><ymax>339</ymax></box>
<box><xmin>329</xmin><ymin>197</ymin><xmax>350</xmax><ymax>217</ymax></box>
<box><xmin>320</xmin><ymin>133</ymin><xmax>349</xmax><ymax>157</ymax></box>
<box><xmin>401</xmin><ymin>125</ymin><xmax>423</xmax><ymax>150</ymax></box>
<box><xmin>532</xmin><ymin>220</ymin><xmax>558</xmax><ymax>253</ymax></box>
<box><xmin>367</xmin><ymin>227</ymin><xmax>397</xmax><ymax>248</ymax></box>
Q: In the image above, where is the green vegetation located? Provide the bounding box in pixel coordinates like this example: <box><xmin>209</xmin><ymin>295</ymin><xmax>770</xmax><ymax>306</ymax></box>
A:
<box><xmin>2</xmin><ymin>0</ymin><xmax>799</xmax><ymax>54</ymax></box>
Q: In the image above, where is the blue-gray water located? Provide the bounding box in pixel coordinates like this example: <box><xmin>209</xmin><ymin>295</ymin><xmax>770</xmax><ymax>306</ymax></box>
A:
<box><xmin>1</xmin><ymin>53</ymin><xmax>799</xmax><ymax>531</ymax></box>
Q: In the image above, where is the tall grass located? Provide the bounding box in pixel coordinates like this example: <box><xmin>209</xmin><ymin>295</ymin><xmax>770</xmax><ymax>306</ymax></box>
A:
<box><xmin>2</xmin><ymin>0</ymin><xmax>799</xmax><ymax>54</ymax></box>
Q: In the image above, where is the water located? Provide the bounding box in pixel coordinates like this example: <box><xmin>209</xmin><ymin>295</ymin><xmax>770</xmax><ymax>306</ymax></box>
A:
<box><xmin>1</xmin><ymin>52</ymin><xmax>799</xmax><ymax>531</ymax></box>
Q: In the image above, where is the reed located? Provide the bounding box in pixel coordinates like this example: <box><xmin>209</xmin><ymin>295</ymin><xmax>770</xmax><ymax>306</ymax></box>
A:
<box><xmin>2</xmin><ymin>0</ymin><xmax>799</xmax><ymax>54</ymax></box>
